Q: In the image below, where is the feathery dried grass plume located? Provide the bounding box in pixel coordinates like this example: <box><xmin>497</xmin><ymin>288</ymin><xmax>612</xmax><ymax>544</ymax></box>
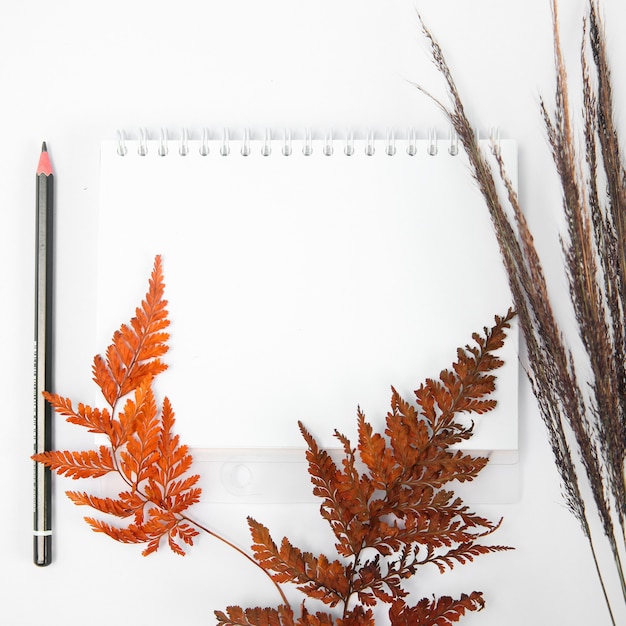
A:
<box><xmin>417</xmin><ymin>1</ymin><xmax>626</xmax><ymax>622</ymax></box>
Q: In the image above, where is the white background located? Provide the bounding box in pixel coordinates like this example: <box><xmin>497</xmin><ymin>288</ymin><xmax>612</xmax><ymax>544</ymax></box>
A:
<box><xmin>2</xmin><ymin>1</ymin><xmax>625</xmax><ymax>624</ymax></box>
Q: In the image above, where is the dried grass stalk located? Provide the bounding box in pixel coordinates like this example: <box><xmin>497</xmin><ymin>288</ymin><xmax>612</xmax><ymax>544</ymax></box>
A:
<box><xmin>417</xmin><ymin>1</ymin><xmax>626</xmax><ymax>622</ymax></box>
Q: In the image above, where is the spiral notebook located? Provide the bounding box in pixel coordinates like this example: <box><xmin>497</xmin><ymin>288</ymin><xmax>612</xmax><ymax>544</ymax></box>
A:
<box><xmin>97</xmin><ymin>129</ymin><xmax>519</xmax><ymax>503</ymax></box>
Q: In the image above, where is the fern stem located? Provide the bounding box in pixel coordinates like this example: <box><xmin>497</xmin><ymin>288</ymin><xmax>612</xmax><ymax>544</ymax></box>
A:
<box><xmin>106</xmin><ymin>440</ymin><xmax>290</xmax><ymax>607</ymax></box>
<box><xmin>110</xmin><ymin>446</ymin><xmax>289</xmax><ymax>606</ymax></box>
<box><xmin>182</xmin><ymin>515</ymin><xmax>290</xmax><ymax>608</ymax></box>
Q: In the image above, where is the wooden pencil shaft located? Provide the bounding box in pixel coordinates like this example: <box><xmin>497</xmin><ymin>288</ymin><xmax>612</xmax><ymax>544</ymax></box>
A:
<box><xmin>33</xmin><ymin>166</ymin><xmax>53</xmax><ymax>567</ymax></box>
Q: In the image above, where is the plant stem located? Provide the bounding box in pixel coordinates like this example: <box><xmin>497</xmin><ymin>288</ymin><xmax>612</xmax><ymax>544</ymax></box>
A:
<box><xmin>609</xmin><ymin>542</ymin><xmax>626</xmax><ymax>607</ymax></box>
<box><xmin>108</xmin><ymin>427</ymin><xmax>289</xmax><ymax>608</ymax></box>
<box><xmin>182</xmin><ymin>514</ymin><xmax>290</xmax><ymax>608</ymax></box>
<box><xmin>584</xmin><ymin>521</ymin><xmax>618</xmax><ymax>626</ymax></box>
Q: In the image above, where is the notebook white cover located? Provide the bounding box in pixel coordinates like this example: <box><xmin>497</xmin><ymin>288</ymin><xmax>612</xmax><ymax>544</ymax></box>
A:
<box><xmin>97</xmin><ymin>135</ymin><xmax>517</xmax><ymax>461</ymax></box>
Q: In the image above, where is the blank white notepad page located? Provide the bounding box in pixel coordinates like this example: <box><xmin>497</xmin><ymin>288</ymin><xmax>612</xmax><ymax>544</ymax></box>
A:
<box><xmin>98</xmin><ymin>135</ymin><xmax>517</xmax><ymax>456</ymax></box>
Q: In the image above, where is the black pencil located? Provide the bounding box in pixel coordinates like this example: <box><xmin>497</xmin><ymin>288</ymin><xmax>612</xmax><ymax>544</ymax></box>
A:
<box><xmin>33</xmin><ymin>142</ymin><xmax>54</xmax><ymax>566</ymax></box>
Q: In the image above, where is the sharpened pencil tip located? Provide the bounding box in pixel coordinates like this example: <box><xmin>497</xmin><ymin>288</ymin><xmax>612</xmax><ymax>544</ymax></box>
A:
<box><xmin>37</xmin><ymin>143</ymin><xmax>53</xmax><ymax>176</ymax></box>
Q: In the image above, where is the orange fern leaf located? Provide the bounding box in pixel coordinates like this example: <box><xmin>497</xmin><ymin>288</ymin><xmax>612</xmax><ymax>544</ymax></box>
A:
<box><xmin>388</xmin><ymin>592</ymin><xmax>485</xmax><ymax>626</ymax></box>
<box><xmin>335</xmin><ymin>606</ymin><xmax>375</xmax><ymax>626</ymax></box>
<box><xmin>428</xmin><ymin>541</ymin><xmax>512</xmax><ymax>574</ymax></box>
<box><xmin>40</xmin><ymin>249</ymin><xmax>516</xmax><ymax>621</ymax></box>
<box><xmin>92</xmin><ymin>255</ymin><xmax>169</xmax><ymax>409</ymax></box>
<box><xmin>65</xmin><ymin>491</ymin><xmax>143</xmax><ymax>518</ymax></box>
<box><xmin>215</xmin><ymin>605</ymin><xmax>295</xmax><ymax>626</ymax></box>
<box><xmin>237</xmin><ymin>310</ymin><xmax>515</xmax><ymax>622</ymax></box>
<box><xmin>89</xmin><ymin>390</ymin><xmax>201</xmax><ymax>556</ymax></box>
<box><xmin>118</xmin><ymin>380</ymin><xmax>161</xmax><ymax>483</ymax></box>
<box><xmin>85</xmin><ymin>508</ymin><xmax>200</xmax><ymax>557</ymax></box>
<box><xmin>155</xmin><ymin>397</ymin><xmax>199</xmax><ymax>498</ymax></box>
<box><xmin>298</xmin><ymin>607</ymin><xmax>341</xmax><ymax>626</ymax></box>
<box><xmin>34</xmin><ymin>256</ymin><xmax>202</xmax><ymax>557</ymax></box>
<box><xmin>354</xmin><ymin>551</ymin><xmax>415</xmax><ymax>605</ymax></box>
<box><xmin>248</xmin><ymin>517</ymin><xmax>349</xmax><ymax>607</ymax></box>
<box><xmin>357</xmin><ymin>410</ymin><xmax>403</xmax><ymax>489</ymax></box>
<box><xmin>41</xmin><ymin>392</ymin><xmax>114</xmax><ymax>438</ymax></box>
<box><xmin>299</xmin><ymin>422</ymin><xmax>371</xmax><ymax>558</ymax></box>
<box><xmin>140</xmin><ymin>396</ymin><xmax>202</xmax><ymax>516</ymax></box>
<box><xmin>414</xmin><ymin>308</ymin><xmax>515</xmax><ymax>443</ymax></box>
<box><xmin>33</xmin><ymin>446</ymin><xmax>115</xmax><ymax>479</ymax></box>
<box><xmin>85</xmin><ymin>517</ymin><xmax>155</xmax><ymax>547</ymax></box>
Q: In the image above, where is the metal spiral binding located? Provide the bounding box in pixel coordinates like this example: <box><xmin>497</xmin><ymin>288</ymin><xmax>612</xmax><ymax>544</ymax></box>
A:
<box><xmin>344</xmin><ymin>129</ymin><xmax>354</xmax><ymax>156</ymax></box>
<box><xmin>386</xmin><ymin>129</ymin><xmax>396</xmax><ymax>156</ymax></box>
<box><xmin>323</xmin><ymin>130</ymin><xmax>333</xmax><ymax>157</ymax></box>
<box><xmin>179</xmin><ymin>128</ymin><xmax>189</xmax><ymax>156</ymax></box>
<box><xmin>282</xmin><ymin>129</ymin><xmax>292</xmax><ymax>156</ymax></box>
<box><xmin>448</xmin><ymin>128</ymin><xmax>459</xmax><ymax>156</ymax></box>
<box><xmin>427</xmin><ymin>128</ymin><xmax>438</xmax><ymax>156</ymax></box>
<box><xmin>365</xmin><ymin>129</ymin><xmax>375</xmax><ymax>156</ymax></box>
<box><xmin>241</xmin><ymin>128</ymin><xmax>251</xmax><ymax>157</ymax></box>
<box><xmin>261</xmin><ymin>128</ymin><xmax>272</xmax><ymax>157</ymax></box>
<box><xmin>199</xmin><ymin>128</ymin><xmax>210</xmax><ymax>156</ymax></box>
<box><xmin>407</xmin><ymin>128</ymin><xmax>417</xmax><ymax>156</ymax></box>
<box><xmin>115</xmin><ymin>127</ymin><xmax>490</xmax><ymax>157</ymax></box>
<box><xmin>116</xmin><ymin>130</ymin><xmax>128</xmax><ymax>156</ymax></box>
<box><xmin>158</xmin><ymin>128</ymin><xmax>168</xmax><ymax>156</ymax></box>
<box><xmin>220</xmin><ymin>128</ymin><xmax>230</xmax><ymax>156</ymax></box>
<box><xmin>138</xmin><ymin>128</ymin><xmax>148</xmax><ymax>156</ymax></box>
<box><xmin>302</xmin><ymin>128</ymin><xmax>313</xmax><ymax>156</ymax></box>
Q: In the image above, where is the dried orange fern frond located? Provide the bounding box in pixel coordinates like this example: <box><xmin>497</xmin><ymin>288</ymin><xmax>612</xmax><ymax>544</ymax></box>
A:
<box><xmin>229</xmin><ymin>310</ymin><xmax>515</xmax><ymax>625</ymax></box>
<box><xmin>33</xmin><ymin>255</ymin><xmax>201</xmax><ymax>556</ymax></box>
<box><xmin>413</xmin><ymin>315</ymin><xmax>509</xmax><ymax>444</ymax></box>
<box><xmin>92</xmin><ymin>253</ymin><xmax>169</xmax><ymax>412</ymax></box>
<box><xmin>388</xmin><ymin>591</ymin><xmax>485</xmax><ymax>626</ymax></box>
<box><xmin>34</xmin><ymin>253</ymin><xmax>514</xmax><ymax>623</ymax></box>
<box><xmin>33</xmin><ymin>447</ymin><xmax>116</xmax><ymax>480</ymax></box>
<box><xmin>215</xmin><ymin>603</ymin><xmax>375</xmax><ymax>626</ymax></box>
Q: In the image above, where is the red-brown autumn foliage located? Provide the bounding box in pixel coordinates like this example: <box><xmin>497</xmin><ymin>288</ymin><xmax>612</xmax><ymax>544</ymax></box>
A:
<box><xmin>33</xmin><ymin>255</ymin><xmax>514</xmax><ymax>625</ymax></box>
<box><xmin>33</xmin><ymin>255</ymin><xmax>201</xmax><ymax>556</ymax></box>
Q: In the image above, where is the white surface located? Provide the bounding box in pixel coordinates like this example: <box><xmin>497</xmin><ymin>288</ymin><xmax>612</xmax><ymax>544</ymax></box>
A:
<box><xmin>2</xmin><ymin>1</ymin><xmax>624</xmax><ymax>624</ymax></box>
